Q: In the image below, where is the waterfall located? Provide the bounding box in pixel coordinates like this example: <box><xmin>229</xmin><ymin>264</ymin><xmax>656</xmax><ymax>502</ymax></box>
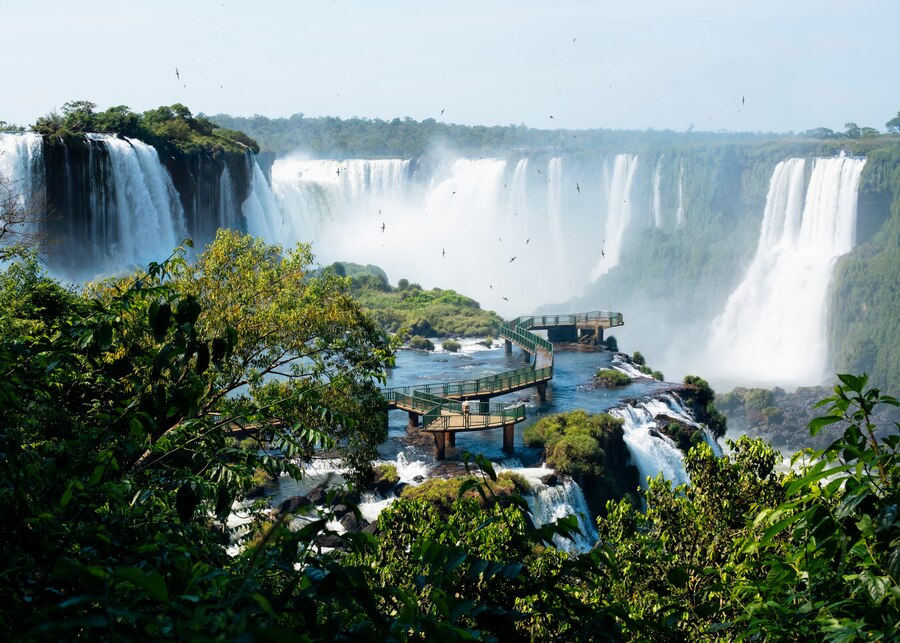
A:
<box><xmin>86</xmin><ymin>134</ymin><xmax>186</xmax><ymax>272</ymax></box>
<box><xmin>0</xmin><ymin>132</ymin><xmax>44</xmax><ymax>242</ymax></box>
<box><xmin>675</xmin><ymin>161</ymin><xmax>685</xmax><ymax>226</ymax></box>
<box><xmin>218</xmin><ymin>164</ymin><xmax>241</xmax><ymax>230</ymax></box>
<box><xmin>243</xmin><ymin>157</ymin><xmax>286</xmax><ymax>243</ymax></box>
<box><xmin>546</xmin><ymin>157</ymin><xmax>566</xmax><ymax>282</ymax></box>
<box><xmin>590</xmin><ymin>153</ymin><xmax>639</xmax><ymax>280</ymax></box>
<box><xmin>652</xmin><ymin>155</ymin><xmax>663</xmax><ymax>228</ymax></box>
<box><xmin>609</xmin><ymin>399</ymin><xmax>691</xmax><ymax>488</ymax></box>
<box><xmin>706</xmin><ymin>156</ymin><xmax>866</xmax><ymax>386</ymax></box>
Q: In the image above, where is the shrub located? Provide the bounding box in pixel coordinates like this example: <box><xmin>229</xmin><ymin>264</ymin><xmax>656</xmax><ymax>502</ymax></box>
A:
<box><xmin>632</xmin><ymin>351</ymin><xmax>646</xmax><ymax>366</ymax></box>
<box><xmin>652</xmin><ymin>370</ymin><xmax>665</xmax><ymax>381</ymax></box>
<box><xmin>604</xmin><ymin>335</ymin><xmax>618</xmax><ymax>351</ymax></box>
<box><xmin>480</xmin><ymin>336</ymin><xmax>494</xmax><ymax>348</ymax></box>
<box><xmin>442</xmin><ymin>339</ymin><xmax>462</xmax><ymax>352</ymax></box>
<box><xmin>596</xmin><ymin>368</ymin><xmax>631</xmax><ymax>387</ymax></box>
<box><xmin>409</xmin><ymin>335</ymin><xmax>435</xmax><ymax>351</ymax></box>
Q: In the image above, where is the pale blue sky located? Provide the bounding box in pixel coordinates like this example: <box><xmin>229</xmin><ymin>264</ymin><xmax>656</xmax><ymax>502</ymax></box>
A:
<box><xmin>5</xmin><ymin>0</ymin><xmax>898</xmax><ymax>134</ymax></box>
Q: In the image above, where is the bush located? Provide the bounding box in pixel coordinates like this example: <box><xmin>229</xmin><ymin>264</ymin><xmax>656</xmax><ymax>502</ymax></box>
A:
<box><xmin>409</xmin><ymin>335</ymin><xmax>435</xmax><ymax>351</ymax></box>
<box><xmin>442</xmin><ymin>339</ymin><xmax>462</xmax><ymax>352</ymax></box>
<box><xmin>652</xmin><ymin>370</ymin><xmax>665</xmax><ymax>381</ymax></box>
<box><xmin>604</xmin><ymin>335</ymin><xmax>618</xmax><ymax>351</ymax></box>
<box><xmin>596</xmin><ymin>368</ymin><xmax>631</xmax><ymax>387</ymax></box>
<box><xmin>480</xmin><ymin>336</ymin><xmax>494</xmax><ymax>348</ymax></box>
<box><xmin>632</xmin><ymin>351</ymin><xmax>646</xmax><ymax>366</ymax></box>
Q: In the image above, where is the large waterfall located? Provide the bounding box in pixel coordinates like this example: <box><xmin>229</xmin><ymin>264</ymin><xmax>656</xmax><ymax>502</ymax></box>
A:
<box><xmin>268</xmin><ymin>153</ymin><xmax>641</xmax><ymax>316</ymax></box>
<box><xmin>0</xmin><ymin>132</ymin><xmax>44</xmax><ymax>240</ymax></box>
<box><xmin>0</xmin><ymin>132</ymin><xmax>278</xmax><ymax>278</ymax></box>
<box><xmin>705</xmin><ymin>156</ymin><xmax>866</xmax><ymax>386</ymax></box>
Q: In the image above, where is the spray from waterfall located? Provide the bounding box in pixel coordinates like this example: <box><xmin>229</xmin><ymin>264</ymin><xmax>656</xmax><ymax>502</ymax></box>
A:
<box><xmin>590</xmin><ymin>154</ymin><xmax>639</xmax><ymax>281</ymax></box>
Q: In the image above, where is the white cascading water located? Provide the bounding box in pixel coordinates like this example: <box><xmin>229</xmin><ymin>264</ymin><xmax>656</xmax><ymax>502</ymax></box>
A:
<box><xmin>590</xmin><ymin>153</ymin><xmax>639</xmax><ymax>280</ymax></box>
<box><xmin>243</xmin><ymin>159</ymin><xmax>286</xmax><ymax>242</ymax></box>
<box><xmin>0</xmin><ymin>132</ymin><xmax>45</xmax><ymax>241</ymax></box>
<box><xmin>269</xmin><ymin>154</ymin><xmax>635</xmax><ymax>317</ymax></box>
<box><xmin>675</xmin><ymin>161</ymin><xmax>685</xmax><ymax>226</ymax></box>
<box><xmin>706</xmin><ymin>156</ymin><xmax>866</xmax><ymax>386</ymax></box>
<box><xmin>88</xmin><ymin>134</ymin><xmax>187</xmax><ymax>271</ymax></box>
<box><xmin>507</xmin><ymin>465</ymin><xmax>599</xmax><ymax>554</ymax></box>
<box><xmin>652</xmin><ymin>155</ymin><xmax>663</xmax><ymax>228</ymax></box>
<box><xmin>609</xmin><ymin>399</ymin><xmax>691</xmax><ymax>488</ymax></box>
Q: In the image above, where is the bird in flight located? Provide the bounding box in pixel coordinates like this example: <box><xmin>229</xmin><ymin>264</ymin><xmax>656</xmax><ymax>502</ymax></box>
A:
<box><xmin>175</xmin><ymin>67</ymin><xmax>180</xmax><ymax>79</ymax></box>
<box><xmin>537</xmin><ymin>169</ymin><xmax>541</xmax><ymax>174</ymax></box>
<box><xmin>525</xmin><ymin>239</ymin><xmax>530</xmax><ymax>245</ymax></box>
<box><xmin>441</xmin><ymin>108</ymin><xmax>445</xmax><ymax>115</ymax></box>
<box><xmin>576</xmin><ymin>182</ymin><xmax>580</xmax><ymax>193</ymax></box>
<box><xmin>502</xmin><ymin>296</ymin><xmax>509</xmax><ymax>301</ymax></box>
<box><xmin>601</xmin><ymin>250</ymin><xmax>606</xmax><ymax>258</ymax></box>
<box><xmin>489</xmin><ymin>284</ymin><xmax>493</xmax><ymax>290</ymax></box>
<box><xmin>742</xmin><ymin>95</ymin><xmax>746</xmax><ymax>105</ymax></box>
<box><xmin>381</xmin><ymin>222</ymin><xmax>385</xmax><ymax>232</ymax></box>
<box><xmin>336</xmin><ymin>167</ymin><xmax>341</xmax><ymax>177</ymax></box>
<box><xmin>509</xmin><ymin>256</ymin><xmax>516</xmax><ymax>263</ymax></box>
<box><xmin>442</xmin><ymin>248</ymin><xmax>446</xmax><ymax>258</ymax></box>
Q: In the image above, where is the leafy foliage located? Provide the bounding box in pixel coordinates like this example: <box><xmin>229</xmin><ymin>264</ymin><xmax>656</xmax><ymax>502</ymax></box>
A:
<box><xmin>32</xmin><ymin>100</ymin><xmax>259</xmax><ymax>156</ymax></box>
<box><xmin>595</xmin><ymin>368</ymin><xmax>632</xmax><ymax>387</ymax></box>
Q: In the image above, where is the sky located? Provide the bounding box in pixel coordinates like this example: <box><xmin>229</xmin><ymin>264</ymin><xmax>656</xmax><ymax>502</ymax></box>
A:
<box><xmin>4</xmin><ymin>0</ymin><xmax>899</xmax><ymax>135</ymax></box>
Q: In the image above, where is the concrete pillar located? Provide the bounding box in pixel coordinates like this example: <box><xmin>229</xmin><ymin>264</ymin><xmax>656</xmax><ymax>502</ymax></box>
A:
<box><xmin>504</xmin><ymin>339</ymin><xmax>512</xmax><ymax>354</ymax></box>
<box><xmin>408</xmin><ymin>411</ymin><xmax>419</xmax><ymax>429</ymax></box>
<box><xmin>502</xmin><ymin>423</ymin><xmax>515</xmax><ymax>453</ymax></box>
<box><xmin>433</xmin><ymin>432</ymin><xmax>446</xmax><ymax>460</ymax></box>
<box><xmin>522</xmin><ymin>350</ymin><xmax>531</xmax><ymax>362</ymax></box>
<box><xmin>448</xmin><ymin>432</ymin><xmax>456</xmax><ymax>447</ymax></box>
<box><xmin>536</xmin><ymin>381</ymin><xmax>547</xmax><ymax>402</ymax></box>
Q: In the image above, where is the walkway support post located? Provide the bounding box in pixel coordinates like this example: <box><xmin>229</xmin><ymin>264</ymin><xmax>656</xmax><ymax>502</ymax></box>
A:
<box><xmin>433</xmin><ymin>432</ymin><xmax>446</xmax><ymax>460</ymax></box>
<box><xmin>447</xmin><ymin>432</ymin><xmax>456</xmax><ymax>448</ymax></box>
<box><xmin>536</xmin><ymin>381</ymin><xmax>547</xmax><ymax>403</ymax></box>
<box><xmin>408</xmin><ymin>411</ymin><xmax>419</xmax><ymax>429</ymax></box>
<box><xmin>502</xmin><ymin>423</ymin><xmax>515</xmax><ymax>453</ymax></box>
<box><xmin>504</xmin><ymin>339</ymin><xmax>512</xmax><ymax>354</ymax></box>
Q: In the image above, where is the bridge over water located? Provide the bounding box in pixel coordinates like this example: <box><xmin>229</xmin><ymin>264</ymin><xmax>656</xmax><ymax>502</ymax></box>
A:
<box><xmin>383</xmin><ymin>311</ymin><xmax>624</xmax><ymax>459</ymax></box>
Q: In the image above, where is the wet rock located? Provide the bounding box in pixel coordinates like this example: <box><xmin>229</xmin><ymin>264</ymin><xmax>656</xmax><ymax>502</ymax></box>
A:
<box><xmin>332</xmin><ymin>504</ymin><xmax>351</xmax><ymax>519</ymax></box>
<box><xmin>340</xmin><ymin>512</ymin><xmax>368</xmax><ymax>533</ymax></box>
<box><xmin>306</xmin><ymin>484</ymin><xmax>328</xmax><ymax>506</ymax></box>
<box><xmin>540</xmin><ymin>473</ymin><xmax>561</xmax><ymax>487</ymax></box>
<box><xmin>278</xmin><ymin>496</ymin><xmax>312</xmax><ymax>515</ymax></box>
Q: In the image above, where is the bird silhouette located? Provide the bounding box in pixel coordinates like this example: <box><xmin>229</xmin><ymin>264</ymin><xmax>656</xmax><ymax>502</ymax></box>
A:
<box><xmin>509</xmin><ymin>256</ymin><xmax>516</xmax><ymax>263</ymax></box>
<box><xmin>550</xmin><ymin>115</ymin><xmax>554</xmax><ymax>119</ymax></box>
<box><xmin>442</xmin><ymin>248</ymin><xmax>445</xmax><ymax>257</ymax></box>
<box><xmin>489</xmin><ymin>284</ymin><xmax>493</xmax><ymax>290</ymax></box>
<box><xmin>336</xmin><ymin>167</ymin><xmax>340</xmax><ymax>177</ymax></box>
<box><xmin>576</xmin><ymin>182</ymin><xmax>580</xmax><ymax>193</ymax></box>
<box><xmin>441</xmin><ymin>108</ymin><xmax>445</xmax><ymax>115</ymax></box>
<box><xmin>502</xmin><ymin>296</ymin><xmax>509</xmax><ymax>301</ymax></box>
<box><xmin>526</xmin><ymin>239</ymin><xmax>530</xmax><ymax>245</ymax></box>
<box><xmin>537</xmin><ymin>169</ymin><xmax>541</xmax><ymax>174</ymax></box>
<box><xmin>499</xmin><ymin>237</ymin><xmax>503</xmax><ymax>242</ymax></box>
<box><xmin>601</xmin><ymin>250</ymin><xmax>606</xmax><ymax>258</ymax></box>
<box><xmin>381</xmin><ymin>222</ymin><xmax>385</xmax><ymax>232</ymax></box>
<box><xmin>175</xmin><ymin>67</ymin><xmax>180</xmax><ymax>79</ymax></box>
<box><xmin>742</xmin><ymin>95</ymin><xmax>746</xmax><ymax>105</ymax></box>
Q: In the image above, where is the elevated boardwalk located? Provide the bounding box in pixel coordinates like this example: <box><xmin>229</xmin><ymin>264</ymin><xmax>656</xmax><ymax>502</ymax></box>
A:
<box><xmin>383</xmin><ymin>311</ymin><xmax>624</xmax><ymax>459</ymax></box>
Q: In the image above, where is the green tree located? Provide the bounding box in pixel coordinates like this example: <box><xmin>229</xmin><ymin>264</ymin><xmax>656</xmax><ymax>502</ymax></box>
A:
<box><xmin>886</xmin><ymin>111</ymin><xmax>900</xmax><ymax>133</ymax></box>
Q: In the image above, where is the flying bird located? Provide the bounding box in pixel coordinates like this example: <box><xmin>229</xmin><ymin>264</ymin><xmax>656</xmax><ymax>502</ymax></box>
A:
<box><xmin>336</xmin><ymin>167</ymin><xmax>341</xmax><ymax>177</ymax></box>
<box><xmin>175</xmin><ymin>67</ymin><xmax>180</xmax><ymax>79</ymax></box>
<box><xmin>381</xmin><ymin>222</ymin><xmax>385</xmax><ymax>232</ymax></box>
<box><xmin>601</xmin><ymin>250</ymin><xmax>606</xmax><ymax>258</ymax></box>
<box><xmin>489</xmin><ymin>284</ymin><xmax>493</xmax><ymax>290</ymax></box>
<box><xmin>576</xmin><ymin>182</ymin><xmax>580</xmax><ymax>193</ymax></box>
<box><xmin>441</xmin><ymin>108</ymin><xmax>445</xmax><ymax>115</ymax></box>
<box><xmin>537</xmin><ymin>169</ymin><xmax>541</xmax><ymax>174</ymax></box>
<box><xmin>742</xmin><ymin>95</ymin><xmax>746</xmax><ymax>105</ymax></box>
<box><xmin>526</xmin><ymin>239</ymin><xmax>530</xmax><ymax>245</ymax></box>
<box><xmin>502</xmin><ymin>296</ymin><xmax>509</xmax><ymax>301</ymax></box>
<box><xmin>550</xmin><ymin>115</ymin><xmax>554</xmax><ymax>119</ymax></box>
<box><xmin>499</xmin><ymin>237</ymin><xmax>503</xmax><ymax>242</ymax></box>
<box><xmin>442</xmin><ymin>248</ymin><xmax>445</xmax><ymax>257</ymax></box>
<box><xmin>509</xmin><ymin>256</ymin><xmax>516</xmax><ymax>263</ymax></box>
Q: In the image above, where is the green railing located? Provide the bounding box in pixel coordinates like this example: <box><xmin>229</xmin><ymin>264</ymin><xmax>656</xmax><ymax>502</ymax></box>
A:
<box><xmin>382</xmin><ymin>312</ymin><xmax>622</xmax><ymax>432</ymax></box>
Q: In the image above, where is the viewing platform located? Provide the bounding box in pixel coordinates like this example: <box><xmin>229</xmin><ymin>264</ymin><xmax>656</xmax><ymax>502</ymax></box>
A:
<box><xmin>382</xmin><ymin>311</ymin><xmax>624</xmax><ymax>459</ymax></box>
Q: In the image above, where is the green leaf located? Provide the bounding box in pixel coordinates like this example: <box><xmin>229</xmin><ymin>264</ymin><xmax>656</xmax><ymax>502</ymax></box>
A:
<box><xmin>251</xmin><ymin>592</ymin><xmax>276</xmax><ymax>618</ymax></box>
<box><xmin>96</xmin><ymin>322</ymin><xmax>113</xmax><ymax>351</ymax></box>
<box><xmin>150</xmin><ymin>301</ymin><xmax>171</xmax><ymax>342</ymax></box>
<box><xmin>115</xmin><ymin>567</ymin><xmax>170</xmax><ymax>603</ymax></box>
<box><xmin>666</xmin><ymin>566</ymin><xmax>690</xmax><ymax>588</ymax></box>
<box><xmin>195</xmin><ymin>342</ymin><xmax>210</xmax><ymax>374</ymax></box>
<box><xmin>809</xmin><ymin>414</ymin><xmax>843</xmax><ymax>436</ymax></box>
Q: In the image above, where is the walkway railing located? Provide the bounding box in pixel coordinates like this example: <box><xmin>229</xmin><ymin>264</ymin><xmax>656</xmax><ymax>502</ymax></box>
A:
<box><xmin>382</xmin><ymin>311</ymin><xmax>622</xmax><ymax>433</ymax></box>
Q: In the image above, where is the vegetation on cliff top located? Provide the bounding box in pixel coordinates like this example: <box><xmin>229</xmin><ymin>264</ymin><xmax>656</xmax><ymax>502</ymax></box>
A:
<box><xmin>329</xmin><ymin>261</ymin><xmax>504</xmax><ymax>337</ymax></box>
<box><xmin>32</xmin><ymin>100</ymin><xmax>260</xmax><ymax>156</ymax></box>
